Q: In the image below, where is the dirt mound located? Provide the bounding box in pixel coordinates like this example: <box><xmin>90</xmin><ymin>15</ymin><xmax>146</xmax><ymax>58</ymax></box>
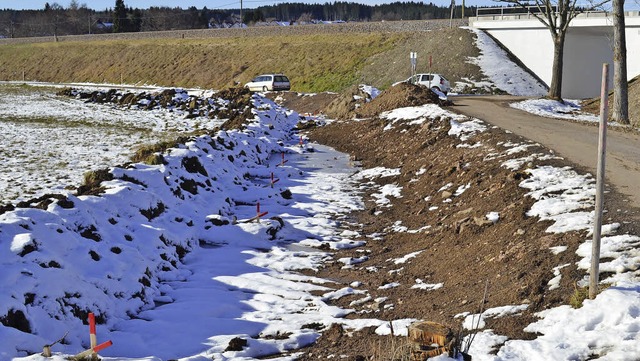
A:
<box><xmin>289</xmin><ymin>101</ymin><xmax>638</xmax><ymax>360</ymax></box>
<box><xmin>57</xmin><ymin>86</ymin><xmax>254</xmax><ymax>126</ymax></box>
<box><xmin>356</xmin><ymin>82</ymin><xmax>452</xmax><ymax>118</ymax></box>
<box><xmin>319</xmin><ymin>83</ymin><xmax>451</xmax><ymax>120</ymax></box>
<box><xmin>321</xmin><ymin>85</ymin><xmax>373</xmax><ymax>120</ymax></box>
<box><xmin>267</xmin><ymin>92</ymin><xmax>338</xmax><ymax>117</ymax></box>
<box><xmin>581</xmin><ymin>75</ymin><xmax>640</xmax><ymax>126</ymax></box>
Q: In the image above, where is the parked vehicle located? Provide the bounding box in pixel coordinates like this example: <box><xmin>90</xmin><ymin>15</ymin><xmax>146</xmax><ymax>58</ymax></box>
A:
<box><xmin>407</xmin><ymin>73</ymin><xmax>451</xmax><ymax>94</ymax></box>
<box><xmin>244</xmin><ymin>74</ymin><xmax>291</xmax><ymax>92</ymax></box>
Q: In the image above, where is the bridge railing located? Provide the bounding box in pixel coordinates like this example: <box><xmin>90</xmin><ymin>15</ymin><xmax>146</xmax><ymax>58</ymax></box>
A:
<box><xmin>475</xmin><ymin>6</ymin><xmax>609</xmax><ymax>20</ymax></box>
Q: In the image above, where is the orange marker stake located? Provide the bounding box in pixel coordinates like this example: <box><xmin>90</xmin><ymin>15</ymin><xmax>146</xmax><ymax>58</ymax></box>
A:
<box><xmin>256</xmin><ymin>202</ymin><xmax>268</xmax><ymax>222</ymax></box>
<box><xmin>88</xmin><ymin>313</ymin><xmax>97</xmax><ymax>349</ymax></box>
<box><xmin>277</xmin><ymin>152</ymin><xmax>288</xmax><ymax>167</ymax></box>
<box><xmin>270</xmin><ymin>172</ymin><xmax>280</xmax><ymax>188</ymax></box>
<box><xmin>93</xmin><ymin>340</ymin><xmax>113</xmax><ymax>353</ymax></box>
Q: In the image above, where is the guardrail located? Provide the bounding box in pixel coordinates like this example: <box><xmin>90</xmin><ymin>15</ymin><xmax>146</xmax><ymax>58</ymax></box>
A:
<box><xmin>475</xmin><ymin>6</ymin><xmax>610</xmax><ymax>20</ymax></box>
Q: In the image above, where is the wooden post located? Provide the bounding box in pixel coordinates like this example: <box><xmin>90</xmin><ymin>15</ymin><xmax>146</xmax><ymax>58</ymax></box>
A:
<box><xmin>41</xmin><ymin>331</ymin><xmax>68</xmax><ymax>358</ymax></box>
<box><xmin>590</xmin><ymin>63</ymin><xmax>609</xmax><ymax>300</ymax></box>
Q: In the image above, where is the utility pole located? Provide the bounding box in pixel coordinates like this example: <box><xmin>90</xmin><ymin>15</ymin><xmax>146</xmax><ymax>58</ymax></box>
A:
<box><xmin>462</xmin><ymin>0</ymin><xmax>465</xmax><ymax>18</ymax></box>
<box><xmin>240</xmin><ymin>0</ymin><xmax>243</xmax><ymax>26</ymax></box>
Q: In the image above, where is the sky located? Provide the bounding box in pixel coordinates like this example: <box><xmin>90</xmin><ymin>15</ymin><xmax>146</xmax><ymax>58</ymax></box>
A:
<box><xmin>1</xmin><ymin>24</ymin><xmax>640</xmax><ymax>360</ymax></box>
<box><xmin>6</xmin><ymin>0</ymin><xmax>497</xmax><ymax>11</ymax></box>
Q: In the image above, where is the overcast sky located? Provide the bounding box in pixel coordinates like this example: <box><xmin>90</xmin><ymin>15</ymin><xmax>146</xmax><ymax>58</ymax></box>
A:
<box><xmin>7</xmin><ymin>0</ymin><xmax>498</xmax><ymax>11</ymax></box>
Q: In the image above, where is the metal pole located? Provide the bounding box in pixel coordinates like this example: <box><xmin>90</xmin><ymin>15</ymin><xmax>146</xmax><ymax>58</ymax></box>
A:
<box><xmin>589</xmin><ymin>63</ymin><xmax>609</xmax><ymax>300</ymax></box>
<box><xmin>449</xmin><ymin>0</ymin><xmax>455</xmax><ymax>27</ymax></box>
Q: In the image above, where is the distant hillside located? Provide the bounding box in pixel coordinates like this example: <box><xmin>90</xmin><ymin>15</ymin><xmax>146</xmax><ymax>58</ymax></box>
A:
<box><xmin>0</xmin><ymin>20</ymin><xmax>484</xmax><ymax>94</ymax></box>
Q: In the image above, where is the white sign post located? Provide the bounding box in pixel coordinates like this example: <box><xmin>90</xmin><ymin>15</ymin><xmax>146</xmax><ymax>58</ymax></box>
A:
<box><xmin>410</xmin><ymin>52</ymin><xmax>417</xmax><ymax>84</ymax></box>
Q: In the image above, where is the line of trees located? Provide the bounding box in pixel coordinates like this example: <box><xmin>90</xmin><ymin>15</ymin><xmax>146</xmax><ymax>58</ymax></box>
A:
<box><xmin>247</xmin><ymin>1</ymin><xmax>472</xmax><ymax>22</ymax></box>
<box><xmin>0</xmin><ymin>1</ymin><xmax>475</xmax><ymax>38</ymax></box>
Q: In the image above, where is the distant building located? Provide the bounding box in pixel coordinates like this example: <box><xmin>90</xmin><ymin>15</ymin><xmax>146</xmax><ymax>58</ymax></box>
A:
<box><xmin>95</xmin><ymin>21</ymin><xmax>114</xmax><ymax>30</ymax></box>
<box><xmin>208</xmin><ymin>14</ymin><xmax>246</xmax><ymax>29</ymax></box>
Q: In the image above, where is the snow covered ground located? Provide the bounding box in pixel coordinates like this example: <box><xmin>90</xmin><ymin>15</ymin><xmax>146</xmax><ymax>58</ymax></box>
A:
<box><xmin>0</xmin><ymin>84</ymin><xmax>223</xmax><ymax>203</ymax></box>
<box><xmin>1</xmin><ymin>27</ymin><xmax>639</xmax><ymax>361</ymax></box>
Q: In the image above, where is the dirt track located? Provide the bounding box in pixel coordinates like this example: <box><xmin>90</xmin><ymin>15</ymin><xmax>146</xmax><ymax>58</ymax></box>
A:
<box><xmin>450</xmin><ymin>95</ymin><xmax>640</xmax><ymax>212</ymax></box>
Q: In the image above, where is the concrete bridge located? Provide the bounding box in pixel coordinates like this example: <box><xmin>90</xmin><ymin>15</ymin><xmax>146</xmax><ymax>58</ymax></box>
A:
<box><xmin>469</xmin><ymin>9</ymin><xmax>640</xmax><ymax>98</ymax></box>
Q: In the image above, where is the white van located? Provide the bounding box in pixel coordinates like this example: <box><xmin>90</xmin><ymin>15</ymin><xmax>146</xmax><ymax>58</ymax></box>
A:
<box><xmin>245</xmin><ymin>74</ymin><xmax>291</xmax><ymax>92</ymax></box>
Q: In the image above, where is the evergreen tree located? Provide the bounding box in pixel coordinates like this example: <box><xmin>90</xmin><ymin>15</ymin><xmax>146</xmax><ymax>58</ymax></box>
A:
<box><xmin>113</xmin><ymin>0</ymin><xmax>127</xmax><ymax>32</ymax></box>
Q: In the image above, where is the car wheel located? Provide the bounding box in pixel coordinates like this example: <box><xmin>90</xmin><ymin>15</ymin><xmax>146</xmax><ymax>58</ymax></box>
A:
<box><xmin>262</xmin><ymin>86</ymin><xmax>268</xmax><ymax>92</ymax></box>
<box><xmin>431</xmin><ymin>86</ymin><xmax>441</xmax><ymax>92</ymax></box>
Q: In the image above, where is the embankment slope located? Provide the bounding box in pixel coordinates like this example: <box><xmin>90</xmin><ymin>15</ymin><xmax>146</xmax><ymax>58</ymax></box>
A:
<box><xmin>0</xmin><ymin>20</ymin><xmax>483</xmax><ymax>93</ymax></box>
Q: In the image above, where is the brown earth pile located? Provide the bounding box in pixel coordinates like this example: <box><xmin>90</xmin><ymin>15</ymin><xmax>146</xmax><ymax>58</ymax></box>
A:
<box><xmin>321</xmin><ymin>85</ymin><xmax>373</xmax><ymax>120</ymax></box>
<box><xmin>355</xmin><ymin>83</ymin><xmax>452</xmax><ymax>119</ymax></box>
<box><xmin>581</xmin><ymin>74</ymin><xmax>640</xmax><ymax>126</ymax></box>
<box><xmin>294</xmin><ymin>83</ymin><xmax>451</xmax><ymax>121</ymax></box>
<box><xmin>273</xmin><ymin>86</ymin><xmax>637</xmax><ymax>360</ymax></box>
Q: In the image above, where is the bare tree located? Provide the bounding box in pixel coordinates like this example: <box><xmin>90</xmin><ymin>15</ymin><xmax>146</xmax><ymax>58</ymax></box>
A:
<box><xmin>495</xmin><ymin>0</ymin><xmax>609</xmax><ymax>100</ymax></box>
<box><xmin>47</xmin><ymin>2</ymin><xmax>65</xmax><ymax>40</ymax></box>
<box><xmin>612</xmin><ymin>0</ymin><xmax>629</xmax><ymax>124</ymax></box>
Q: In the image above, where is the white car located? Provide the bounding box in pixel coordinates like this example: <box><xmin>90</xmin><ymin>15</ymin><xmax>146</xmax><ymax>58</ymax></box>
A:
<box><xmin>244</xmin><ymin>74</ymin><xmax>290</xmax><ymax>92</ymax></box>
<box><xmin>407</xmin><ymin>73</ymin><xmax>451</xmax><ymax>94</ymax></box>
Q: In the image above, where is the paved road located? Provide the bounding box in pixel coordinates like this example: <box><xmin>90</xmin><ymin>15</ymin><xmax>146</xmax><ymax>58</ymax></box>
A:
<box><xmin>450</xmin><ymin>95</ymin><xmax>640</xmax><ymax>209</ymax></box>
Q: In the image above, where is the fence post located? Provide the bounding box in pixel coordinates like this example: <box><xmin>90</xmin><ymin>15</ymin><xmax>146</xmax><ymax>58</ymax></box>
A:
<box><xmin>589</xmin><ymin>63</ymin><xmax>609</xmax><ymax>300</ymax></box>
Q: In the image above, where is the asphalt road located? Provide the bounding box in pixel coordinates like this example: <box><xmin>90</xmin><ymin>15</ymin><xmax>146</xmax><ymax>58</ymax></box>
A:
<box><xmin>450</xmin><ymin>95</ymin><xmax>640</xmax><ymax>210</ymax></box>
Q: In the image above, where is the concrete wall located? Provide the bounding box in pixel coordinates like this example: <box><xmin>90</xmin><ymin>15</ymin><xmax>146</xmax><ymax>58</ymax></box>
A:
<box><xmin>470</xmin><ymin>12</ymin><xmax>640</xmax><ymax>98</ymax></box>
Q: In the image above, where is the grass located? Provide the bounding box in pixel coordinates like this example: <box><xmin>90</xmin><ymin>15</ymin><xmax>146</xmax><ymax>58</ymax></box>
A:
<box><xmin>0</xmin><ymin>24</ymin><xmax>493</xmax><ymax>95</ymax></box>
<box><xmin>0</xmin><ymin>33</ymin><xmax>403</xmax><ymax>93</ymax></box>
<box><xmin>0</xmin><ymin>26</ymin><xmax>487</xmax><ymax>93</ymax></box>
<box><xmin>569</xmin><ymin>283</ymin><xmax>610</xmax><ymax>308</ymax></box>
<box><xmin>569</xmin><ymin>285</ymin><xmax>590</xmax><ymax>308</ymax></box>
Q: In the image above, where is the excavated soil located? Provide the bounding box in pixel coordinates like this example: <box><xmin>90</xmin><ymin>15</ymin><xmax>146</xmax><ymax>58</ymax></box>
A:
<box><xmin>271</xmin><ymin>85</ymin><xmax>638</xmax><ymax>360</ymax></box>
<box><xmin>582</xmin><ymin>74</ymin><xmax>640</xmax><ymax>126</ymax></box>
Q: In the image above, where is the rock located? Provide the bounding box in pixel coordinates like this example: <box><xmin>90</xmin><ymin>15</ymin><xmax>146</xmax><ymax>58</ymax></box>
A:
<box><xmin>473</xmin><ymin>216</ymin><xmax>494</xmax><ymax>227</ymax></box>
<box><xmin>441</xmin><ymin>190</ymin><xmax>452</xmax><ymax>199</ymax></box>
<box><xmin>206</xmin><ymin>215</ymin><xmax>230</xmax><ymax>226</ymax></box>
<box><xmin>455</xmin><ymin>207</ymin><xmax>474</xmax><ymax>217</ymax></box>
<box><xmin>224</xmin><ymin>337</ymin><xmax>248</xmax><ymax>352</ymax></box>
<box><xmin>266</xmin><ymin>216</ymin><xmax>284</xmax><ymax>240</ymax></box>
